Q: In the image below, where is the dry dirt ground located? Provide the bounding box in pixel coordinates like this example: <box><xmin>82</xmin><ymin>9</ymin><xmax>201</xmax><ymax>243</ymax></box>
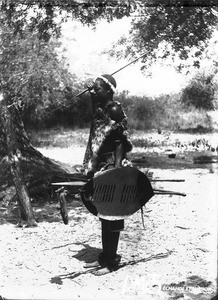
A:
<box><xmin>0</xmin><ymin>136</ymin><xmax>217</xmax><ymax>300</ymax></box>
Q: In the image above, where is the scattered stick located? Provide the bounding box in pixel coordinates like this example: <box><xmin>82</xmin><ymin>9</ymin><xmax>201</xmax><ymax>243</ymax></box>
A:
<box><xmin>154</xmin><ymin>189</ymin><xmax>186</xmax><ymax>197</ymax></box>
<box><xmin>151</xmin><ymin>179</ymin><xmax>185</xmax><ymax>182</ymax></box>
<box><xmin>175</xmin><ymin>225</ymin><xmax>190</xmax><ymax>230</ymax></box>
<box><xmin>154</xmin><ymin>192</ymin><xmax>186</xmax><ymax>196</ymax></box>
<box><xmin>195</xmin><ymin>248</ymin><xmax>209</xmax><ymax>253</ymax></box>
<box><xmin>117</xmin><ymin>250</ymin><xmax>173</xmax><ymax>269</ymax></box>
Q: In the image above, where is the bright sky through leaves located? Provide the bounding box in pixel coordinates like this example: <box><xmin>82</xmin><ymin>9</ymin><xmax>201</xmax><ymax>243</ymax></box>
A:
<box><xmin>60</xmin><ymin>17</ymin><xmax>215</xmax><ymax>96</ymax></box>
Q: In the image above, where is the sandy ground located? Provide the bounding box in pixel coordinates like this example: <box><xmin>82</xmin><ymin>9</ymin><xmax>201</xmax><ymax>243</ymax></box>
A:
<box><xmin>0</xmin><ymin>143</ymin><xmax>217</xmax><ymax>300</ymax></box>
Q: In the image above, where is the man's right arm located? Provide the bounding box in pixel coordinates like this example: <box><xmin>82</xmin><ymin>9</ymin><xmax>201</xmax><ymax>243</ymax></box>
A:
<box><xmin>85</xmin><ymin>82</ymin><xmax>98</xmax><ymax>113</ymax></box>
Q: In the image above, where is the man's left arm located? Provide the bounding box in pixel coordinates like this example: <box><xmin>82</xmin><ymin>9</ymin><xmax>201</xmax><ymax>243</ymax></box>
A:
<box><xmin>108</xmin><ymin>102</ymin><xmax>126</xmax><ymax>123</ymax></box>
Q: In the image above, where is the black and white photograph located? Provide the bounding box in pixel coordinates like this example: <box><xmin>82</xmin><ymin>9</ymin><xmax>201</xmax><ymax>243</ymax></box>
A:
<box><xmin>0</xmin><ymin>1</ymin><xmax>217</xmax><ymax>299</ymax></box>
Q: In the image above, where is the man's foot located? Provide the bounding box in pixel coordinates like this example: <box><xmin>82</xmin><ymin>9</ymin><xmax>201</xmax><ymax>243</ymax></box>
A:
<box><xmin>84</xmin><ymin>252</ymin><xmax>107</xmax><ymax>269</ymax></box>
<box><xmin>84</xmin><ymin>254</ymin><xmax>121</xmax><ymax>271</ymax></box>
<box><xmin>107</xmin><ymin>254</ymin><xmax>121</xmax><ymax>269</ymax></box>
<box><xmin>84</xmin><ymin>260</ymin><xmax>100</xmax><ymax>268</ymax></box>
<box><xmin>93</xmin><ymin>254</ymin><xmax>121</xmax><ymax>275</ymax></box>
<box><xmin>92</xmin><ymin>267</ymin><xmax>111</xmax><ymax>276</ymax></box>
<box><xmin>93</xmin><ymin>259</ymin><xmax>121</xmax><ymax>276</ymax></box>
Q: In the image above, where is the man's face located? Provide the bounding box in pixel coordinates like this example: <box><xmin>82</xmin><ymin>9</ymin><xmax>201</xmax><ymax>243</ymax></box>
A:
<box><xmin>92</xmin><ymin>79</ymin><xmax>110</xmax><ymax>107</ymax></box>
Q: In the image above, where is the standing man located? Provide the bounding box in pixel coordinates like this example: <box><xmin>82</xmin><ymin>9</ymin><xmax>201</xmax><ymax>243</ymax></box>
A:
<box><xmin>83</xmin><ymin>74</ymin><xmax>133</xmax><ymax>274</ymax></box>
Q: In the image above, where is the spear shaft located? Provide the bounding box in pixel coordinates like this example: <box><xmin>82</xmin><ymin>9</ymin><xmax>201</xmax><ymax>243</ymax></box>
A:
<box><xmin>51</xmin><ymin>52</ymin><xmax>147</xmax><ymax>112</ymax></box>
<box><xmin>75</xmin><ymin>52</ymin><xmax>147</xmax><ymax>98</ymax></box>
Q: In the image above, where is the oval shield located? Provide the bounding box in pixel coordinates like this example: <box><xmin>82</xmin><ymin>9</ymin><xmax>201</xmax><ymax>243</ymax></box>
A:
<box><xmin>80</xmin><ymin>167</ymin><xmax>154</xmax><ymax>220</ymax></box>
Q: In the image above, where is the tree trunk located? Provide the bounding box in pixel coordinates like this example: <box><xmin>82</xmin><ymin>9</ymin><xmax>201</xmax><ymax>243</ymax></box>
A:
<box><xmin>8</xmin><ymin>150</ymin><xmax>37</xmax><ymax>227</ymax></box>
<box><xmin>0</xmin><ymin>94</ymin><xmax>80</xmax><ymax>226</ymax></box>
<box><xmin>0</xmin><ymin>94</ymin><xmax>37</xmax><ymax>226</ymax></box>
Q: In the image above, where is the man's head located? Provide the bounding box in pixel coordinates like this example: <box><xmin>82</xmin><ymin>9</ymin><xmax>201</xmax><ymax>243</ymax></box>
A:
<box><xmin>92</xmin><ymin>74</ymin><xmax>116</xmax><ymax>107</ymax></box>
<box><xmin>96</xmin><ymin>75</ymin><xmax>116</xmax><ymax>93</ymax></box>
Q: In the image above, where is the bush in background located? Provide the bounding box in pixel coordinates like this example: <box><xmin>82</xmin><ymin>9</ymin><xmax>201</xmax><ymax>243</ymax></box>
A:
<box><xmin>115</xmin><ymin>91</ymin><xmax>214</xmax><ymax>133</ymax></box>
<box><xmin>180</xmin><ymin>72</ymin><xmax>216</xmax><ymax>110</ymax></box>
<box><xmin>115</xmin><ymin>91</ymin><xmax>156</xmax><ymax>130</ymax></box>
<box><xmin>116</xmin><ymin>91</ymin><xmax>181</xmax><ymax>131</ymax></box>
<box><xmin>21</xmin><ymin>84</ymin><xmax>216</xmax><ymax>133</ymax></box>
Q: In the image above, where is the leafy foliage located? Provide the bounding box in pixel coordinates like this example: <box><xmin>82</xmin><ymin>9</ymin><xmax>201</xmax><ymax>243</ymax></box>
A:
<box><xmin>0</xmin><ymin>0</ymin><xmax>133</xmax><ymax>40</ymax></box>
<box><xmin>1</xmin><ymin>0</ymin><xmax>217</xmax><ymax>129</ymax></box>
<box><xmin>114</xmin><ymin>0</ymin><xmax>218</xmax><ymax>71</ymax></box>
<box><xmin>181</xmin><ymin>72</ymin><xmax>216</xmax><ymax>110</ymax></box>
<box><xmin>0</xmin><ymin>22</ymin><xmax>79</xmax><ymax>128</ymax></box>
<box><xmin>0</xmin><ymin>0</ymin><xmax>134</xmax><ymax>128</ymax></box>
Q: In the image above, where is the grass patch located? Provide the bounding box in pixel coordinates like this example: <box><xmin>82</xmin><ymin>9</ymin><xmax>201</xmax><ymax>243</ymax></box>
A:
<box><xmin>27</xmin><ymin>127</ymin><xmax>89</xmax><ymax>148</ymax></box>
<box><xmin>27</xmin><ymin>127</ymin><xmax>217</xmax><ymax>152</ymax></box>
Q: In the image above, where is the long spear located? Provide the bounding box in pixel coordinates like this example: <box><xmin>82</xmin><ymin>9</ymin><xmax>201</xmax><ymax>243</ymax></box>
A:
<box><xmin>51</xmin><ymin>52</ymin><xmax>147</xmax><ymax>112</ymax></box>
<box><xmin>75</xmin><ymin>52</ymin><xmax>147</xmax><ymax>98</ymax></box>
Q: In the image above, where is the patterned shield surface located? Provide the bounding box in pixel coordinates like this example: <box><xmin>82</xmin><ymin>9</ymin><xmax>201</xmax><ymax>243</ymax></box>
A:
<box><xmin>80</xmin><ymin>167</ymin><xmax>154</xmax><ymax>220</ymax></box>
